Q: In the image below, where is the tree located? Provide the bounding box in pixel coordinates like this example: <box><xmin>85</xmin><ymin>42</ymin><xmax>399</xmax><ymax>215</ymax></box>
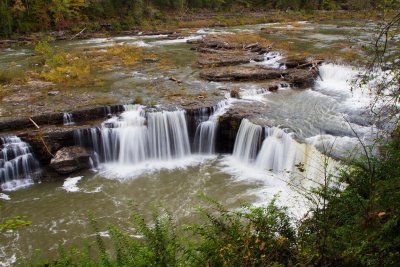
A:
<box><xmin>0</xmin><ymin>0</ymin><xmax>12</xmax><ymax>36</ymax></box>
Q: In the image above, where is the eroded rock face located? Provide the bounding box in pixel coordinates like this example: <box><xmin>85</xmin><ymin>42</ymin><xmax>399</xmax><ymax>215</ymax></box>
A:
<box><xmin>200</xmin><ymin>66</ymin><xmax>317</xmax><ymax>88</ymax></box>
<box><xmin>50</xmin><ymin>146</ymin><xmax>92</xmax><ymax>174</ymax></box>
<box><xmin>284</xmin><ymin>69</ymin><xmax>318</xmax><ymax>89</ymax></box>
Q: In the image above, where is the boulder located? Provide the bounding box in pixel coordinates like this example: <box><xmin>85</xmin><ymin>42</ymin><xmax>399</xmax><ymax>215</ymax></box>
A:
<box><xmin>50</xmin><ymin>146</ymin><xmax>92</xmax><ymax>174</ymax></box>
<box><xmin>284</xmin><ymin>69</ymin><xmax>318</xmax><ymax>89</ymax></box>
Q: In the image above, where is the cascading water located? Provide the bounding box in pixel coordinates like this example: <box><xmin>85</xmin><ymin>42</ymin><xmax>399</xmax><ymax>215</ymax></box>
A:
<box><xmin>63</xmin><ymin>112</ymin><xmax>75</xmax><ymax>125</ymax></box>
<box><xmin>231</xmin><ymin>119</ymin><xmax>336</xmax><ymax>177</ymax></box>
<box><xmin>232</xmin><ymin>119</ymin><xmax>263</xmax><ymax>163</ymax></box>
<box><xmin>258</xmin><ymin>51</ymin><xmax>286</xmax><ymax>69</ymax></box>
<box><xmin>0</xmin><ymin>136</ymin><xmax>39</xmax><ymax>191</ymax></box>
<box><xmin>255</xmin><ymin>127</ymin><xmax>296</xmax><ymax>173</ymax></box>
<box><xmin>74</xmin><ymin>105</ymin><xmax>191</xmax><ymax>166</ymax></box>
<box><xmin>193</xmin><ymin>99</ymin><xmax>232</xmax><ymax>154</ymax></box>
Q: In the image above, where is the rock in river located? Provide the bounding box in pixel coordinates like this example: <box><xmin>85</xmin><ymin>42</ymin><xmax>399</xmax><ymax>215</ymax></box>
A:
<box><xmin>50</xmin><ymin>146</ymin><xmax>93</xmax><ymax>174</ymax></box>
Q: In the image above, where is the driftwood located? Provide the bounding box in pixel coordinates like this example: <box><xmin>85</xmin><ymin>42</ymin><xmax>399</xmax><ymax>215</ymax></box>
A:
<box><xmin>29</xmin><ymin>118</ymin><xmax>55</xmax><ymax>157</ymax></box>
<box><xmin>70</xmin><ymin>27</ymin><xmax>87</xmax><ymax>40</ymax></box>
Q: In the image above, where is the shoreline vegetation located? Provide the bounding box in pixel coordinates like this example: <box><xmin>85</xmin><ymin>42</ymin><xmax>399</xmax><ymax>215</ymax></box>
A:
<box><xmin>0</xmin><ymin>10</ymin><xmax>391</xmax><ymax>46</ymax></box>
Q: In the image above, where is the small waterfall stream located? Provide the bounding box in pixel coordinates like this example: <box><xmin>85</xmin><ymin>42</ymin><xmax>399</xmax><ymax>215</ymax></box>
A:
<box><xmin>0</xmin><ymin>136</ymin><xmax>39</xmax><ymax>190</ymax></box>
<box><xmin>194</xmin><ymin>99</ymin><xmax>232</xmax><ymax>154</ymax></box>
<box><xmin>63</xmin><ymin>112</ymin><xmax>75</xmax><ymax>125</ymax></box>
<box><xmin>255</xmin><ymin>127</ymin><xmax>297</xmax><ymax>173</ymax></box>
<box><xmin>232</xmin><ymin>119</ymin><xmax>263</xmax><ymax>163</ymax></box>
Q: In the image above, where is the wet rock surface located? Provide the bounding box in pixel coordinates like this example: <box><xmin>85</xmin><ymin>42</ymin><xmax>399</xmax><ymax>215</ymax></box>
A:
<box><xmin>191</xmin><ymin>34</ymin><xmax>322</xmax><ymax>90</ymax></box>
<box><xmin>200</xmin><ymin>66</ymin><xmax>317</xmax><ymax>88</ymax></box>
<box><xmin>284</xmin><ymin>68</ymin><xmax>318</xmax><ymax>89</ymax></box>
<box><xmin>192</xmin><ymin>35</ymin><xmax>270</xmax><ymax>67</ymax></box>
<box><xmin>200</xmin><ymin>67</ymin><xmax>286</xmax><ymax>81</ymax></box>
<box><xmin>0</xmin><ymin>104</ymin><xmax>125</xmax><ymax>132</ymax></box>
<box><xmin>216</xmin><ymin>102</ymin><xmax>267</xmax><ymax>153</ymax></box>
<box><xmin>50</xmin><ymin>146</ymin><xmax>93</xmax><ymax>174</ymax></box>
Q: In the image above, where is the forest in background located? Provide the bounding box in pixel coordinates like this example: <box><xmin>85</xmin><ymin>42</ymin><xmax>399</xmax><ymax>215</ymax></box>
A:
<box><xmin>0</xmin><ymin>0</ymin><xmax>397</xmax><ymax>37</ymax></box>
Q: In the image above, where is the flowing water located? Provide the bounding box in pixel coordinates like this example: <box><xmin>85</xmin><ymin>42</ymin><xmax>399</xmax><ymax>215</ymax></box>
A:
<box><xmin>63</xmin><ymin>112</ymin><xmax>75</xmax><ymax>126</ymax></box>
<box><xmin>0</xmin><ymin>20</ymin><xmax>389</xmax><ymax>266</ymax></box>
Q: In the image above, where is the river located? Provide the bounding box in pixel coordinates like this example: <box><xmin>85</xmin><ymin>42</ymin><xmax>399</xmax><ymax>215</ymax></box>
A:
<box><xmin>0</xmin><ymin>20</ymin><xmax>389</xmax><ymax>266</ymax></box>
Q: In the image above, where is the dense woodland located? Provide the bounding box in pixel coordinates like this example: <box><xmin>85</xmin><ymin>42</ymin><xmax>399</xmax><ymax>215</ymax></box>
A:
<box><xmin>0</xmin><ymin>0</ymin><xmax>396</xmax><ymax>36</ymax></box>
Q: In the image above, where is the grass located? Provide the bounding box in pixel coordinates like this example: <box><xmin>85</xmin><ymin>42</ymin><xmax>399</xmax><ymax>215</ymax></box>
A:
<box><xmin>21</xmin><ymin>41</ymin><xmax>156</xmax><ymax>91</ymax></box>
<box><xmin>0</xmin><ymin>66</ymin><xmax>27</xmax><ymax>85</ymax></box>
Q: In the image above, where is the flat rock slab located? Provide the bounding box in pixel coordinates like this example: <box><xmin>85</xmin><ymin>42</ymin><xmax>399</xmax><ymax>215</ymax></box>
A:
<box><xmin>200</xmin><ymin>67</ymin><xmax>287</xmax><ymax>81</ymax></box>
<box><xmin>200</xmin><ymin>66</ymin><xmax>318</xmax><ymax>88</ymax></box>
<box><xmin>198</xmin><ymin>53</ymin><xmax>264</xmax><ymax>67</ymax></box>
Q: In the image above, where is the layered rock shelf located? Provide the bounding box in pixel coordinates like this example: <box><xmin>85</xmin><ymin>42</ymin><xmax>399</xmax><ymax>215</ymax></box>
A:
<box><xmin>200</xmin><ymin>67</ymin><xmax>318</xmax><ymax>88</ymax></box>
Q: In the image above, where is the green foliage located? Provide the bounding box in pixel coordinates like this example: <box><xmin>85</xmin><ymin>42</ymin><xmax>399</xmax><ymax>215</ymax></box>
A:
<box><xmin>299</xmin><ymin>140</ymin><xmax>400</xmax><ymax>266</ymax></box>
<box><xmin>0</xmin><ymin>0</ymin><xmax>392</xmax><ymax>36</ymax></box>
<box><xmin>186</xmin><ymin>195</ymin><xmax>296</xmax><ymax>266</ymax></box>
<box><xmin>34</xmin><ymin>40</ymin><xmax>53</xmax><ymax>59</ymax></box>
<box><xmin>0</xmin><ymin>216</ymin><xmax>32</xmax><ymax>232</ymax></box>
<box><xmin>0</xmin><ymin>65</ymin><xmax>26</xmax><ymax>84</ymax></box>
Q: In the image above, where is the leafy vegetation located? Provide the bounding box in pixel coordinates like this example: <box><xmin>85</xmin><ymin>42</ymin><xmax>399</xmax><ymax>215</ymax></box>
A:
<box><xmin>29</xmin><ymin>40</ymin><xmax>146</xmax><ymax>87</ymax></box>
<box><xmin>0</xmin><ymin>0</ymin><xmax>398</xmax><ymax>37</ymax></box>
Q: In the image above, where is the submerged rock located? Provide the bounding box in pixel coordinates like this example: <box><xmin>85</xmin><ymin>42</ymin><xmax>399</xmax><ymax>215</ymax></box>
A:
<box><xmin>50</xmin><ymin>146</ymin><xmax>92</xmax><ymax>174</ymax></box>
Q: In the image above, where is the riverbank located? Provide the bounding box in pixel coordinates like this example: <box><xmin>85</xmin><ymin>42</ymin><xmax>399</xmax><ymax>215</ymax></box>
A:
<box><xmin>0</xmin><ymin>10</ymin><xmax>382</xmax><ymax>48</ymax></box>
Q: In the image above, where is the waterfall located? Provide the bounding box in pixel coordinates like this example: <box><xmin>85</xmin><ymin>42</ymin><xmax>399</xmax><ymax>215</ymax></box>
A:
<box><xmin>231</xmin><ymin>119</ymin><xmax>337</xmax><ymax>179</ymax></box>
<box><xmin>194</xmin><ymin>121</ymin><xmax>217</xmax><ymax>154</ymax></box>
<box><xmin>232</xmin><ymin>119</ymin><xmax>263</xmax><ymax>163</ymax></box>
<box><xmin>63</xmin><ymin>112</ymin><xmax>75</xmax><ymax>125</ymax></box>
<box><xmin>0</xmin><ymin>136</ymin><xmax>39</xmax><ymax>191</ymax></box>
<box><xmin>74</xmin><ymin>105</ymin><xmax>191</xmax><ymax>165</ymax></box>
<box><xmin>255</xmin><ymin>127</ymin><xmax>296</xmax><ymax>173</ymax></box>
<box><xmin>194</xmin><ymin>99</ymin><xmax>232</xmax><ymax>154</ymax></box>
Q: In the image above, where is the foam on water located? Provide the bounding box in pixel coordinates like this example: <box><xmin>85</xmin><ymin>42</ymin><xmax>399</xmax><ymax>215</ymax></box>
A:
<box><xmin>62</xmin><ymin>176</ymin><xmax>83</xmax><ymax>192</ymax></box>
<box><xmin>149</xmin><ymin>35</ymin><xmax>202</xmax><ymax>45</ymax></box>
<box><xmin>1</xmin><ymin>179</ymin><xmax>34</xmax><ymax>192</ymax></box>
<box><xmin>0</xmin><ymin>193</ymin><xmax>10</xmax><ymax>200</ymax></box>
<box><xmin>131</xmin><ymin>40</ymin><xmax>152</xmax><ymax>47</ymax></box>
<box><xmin>101</xmin><ymin>155</ymin><xmax>214</xmax><ymax>180</ymax></box>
